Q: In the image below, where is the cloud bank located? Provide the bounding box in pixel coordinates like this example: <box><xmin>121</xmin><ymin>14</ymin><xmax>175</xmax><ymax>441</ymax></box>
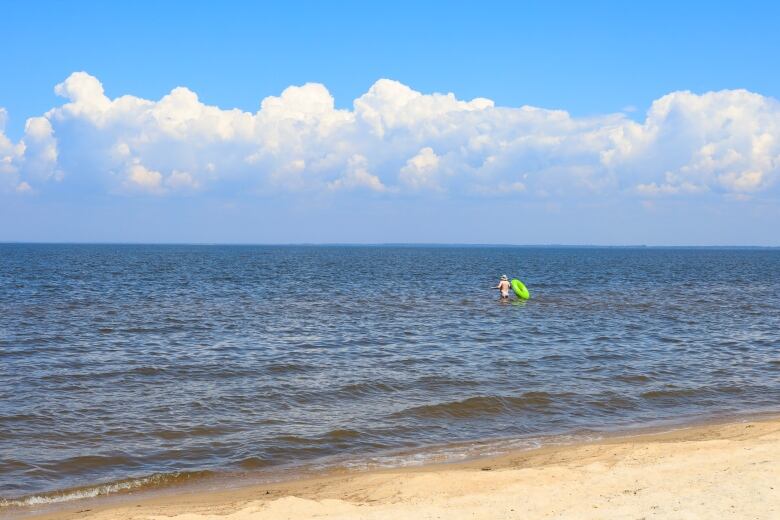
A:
<box><xmin>2</xmin><ymin>72</ymin><xmax>779</xmax><ymax>200</ymax></box>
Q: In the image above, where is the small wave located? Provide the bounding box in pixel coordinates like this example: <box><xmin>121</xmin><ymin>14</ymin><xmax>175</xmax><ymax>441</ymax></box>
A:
<box><xmin>394</xmin><ymin>392</ymin><xmax>557</xmax><ymax>420</ymax></box>
<box><xmin>641</xmin><ymin>388</ymin><xmax>702</xmax><ymax>400</ymax></box>
<box><xmin>43</xmin><ymin>454</ymin><xmax>137</xmax><ymax>473</ymax></box>
<box><xmin>325</xmin><ymin>429</ymin><xmax>362</xmax><ymax>440</ymax></box>
<box><xmin>41</xmin><ymin>367</ymin><xmax>166</xmax><ymax>383</ymax></box>
<box><xmin>120</xmin><ymin>327</ymin><xmax>162</xmax><ymax>334</ymax></box>
<box><xmin>273</xmin><ymin>434</ymin><xmax>314</xmax><ymax>445</ymax></box>
<box><xmin>0</xmin><ymin>459</ymin><xmax>33</xmax><ymax>473</ymax></box>
<box><xmin>715</xmin><ymin>385</ymin><xmax>745</xmax><ymax>394</ymax></box>
<box><xmin>265</xmin><ymin>362</ymin><xmax>309</xmax><ymax>374</ymax></box>
<box><xmin>236</xmin><ymin>457</ymin><xmax>273</xmax><ymax>469</ymax></box>
<box><xmin>151</xmin><ymin>425</ymin><xmax>230</xmax><ymax>440</ymax></box>
<box><xmin>0</xmin><ymin>471</ymin><xmax>212</xmax><ymax>508</ymax></box>
<box><xmin>589</xmin><ymin>396</ymin><xmax>637</xmax><ymax>411</ymax></box>
<box><xmin>273</xmin><ymin>429</ymin><xmax>364</xmax><ymax>446</ymax></box>
<box><xmin>641</xmin><ymin>385</ymin><xmax>744</xmax><ymax>400</ymax></box>
<box><xmin>130</xmin><ymin>366</ymin><xmax>166</xmax><ymax>376</ymax></box>
<box><xmin>337</xmin><ymin>381</ymin><xmax>398</xmax><ymax>397</ymax></box>
<box><xmin>269</xmin><ymin>428</ymin><xmax>364</xmax><ymax>452</ymax></box>
<box><xmin>615</xmin><ymin>374</ymin><xmax>652</xmax><ymax>383</ymax></box>
<box><xmin>0</xmin><ymin>413</ymin><xmax>47</xmax><ymax>424</ymax></box>
<box><xmin>585</xmin><ymin>351</ymin><xmax>626</xmax><ymax>361</ymax></box>
<box><xmin>415</xmin><ymin>376</ymin><xmax>481</xmax><ymax>391</ymax></box>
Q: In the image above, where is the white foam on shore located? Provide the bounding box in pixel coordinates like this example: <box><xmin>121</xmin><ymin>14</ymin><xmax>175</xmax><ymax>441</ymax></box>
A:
<box><xmin>308</xmin><ymin>433</ymin><xmax>603</xmax><ymax>472</ymax></box>
<box><xmin>0</xmin><ymin>473</ymin><xmax>190</xmax><ymax>508</ymax></box>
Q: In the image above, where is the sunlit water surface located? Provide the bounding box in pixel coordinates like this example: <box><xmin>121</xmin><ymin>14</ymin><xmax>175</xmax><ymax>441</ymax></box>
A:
<box><xmin>1</xmin><ymin>245</ymin><xmax>779</xmax><ymax>505</ymax></box>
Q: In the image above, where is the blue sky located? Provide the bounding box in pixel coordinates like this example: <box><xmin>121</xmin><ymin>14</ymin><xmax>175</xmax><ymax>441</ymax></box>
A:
<box><xmin>1</xmin><ymin>1</ymin><xmax>779</xmax><ymax>244</ymax></box>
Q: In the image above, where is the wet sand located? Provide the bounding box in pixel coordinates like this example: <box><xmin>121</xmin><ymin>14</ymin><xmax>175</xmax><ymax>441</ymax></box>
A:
<box><xmin>22</xmin><ymin>417</ymin><xmax>780</xmax><ymax>520</ymax></box>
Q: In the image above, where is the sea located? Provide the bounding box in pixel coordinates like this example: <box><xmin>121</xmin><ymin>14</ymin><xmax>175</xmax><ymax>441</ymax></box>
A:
<box><xmin>1</xmin><ymin>244</ymin><xmax>779</xmax><ymax>511</ymax></box>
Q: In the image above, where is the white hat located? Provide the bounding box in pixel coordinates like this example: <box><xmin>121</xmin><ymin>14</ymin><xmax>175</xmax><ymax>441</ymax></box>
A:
<box><xmin>500</xmin><ymin>274</ymin><xmax>508</xmax><ymax>280</ymax></box>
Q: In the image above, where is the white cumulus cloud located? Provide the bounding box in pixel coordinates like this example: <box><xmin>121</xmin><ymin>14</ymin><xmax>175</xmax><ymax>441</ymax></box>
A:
<box><xmin>122</xmin><ymin>162</ymin><xmax>164</xmax><ymax>194</ymax></box>
<box><xmin>608</xmin><ymin>89</ymin><xmax>780</xmax><ymax>196</ymax></box>
<box><xmin>2</xmin><ymin>72</ymin><xmax>779</xmax><ymax>201</ymax></box>
<box><xmin>328</xmin><ymin>154</ymin><xmax>387</xmax><ymax>192</ymax></box>
<box><xmin>399</xmin><ymin>147</ymin><xmax>442</xmax><ymax>190</ymax></box>
<box><xmin>0</xmin><ymin>108</ymin><xmax>26</xmax><ymax>192</ymax></box>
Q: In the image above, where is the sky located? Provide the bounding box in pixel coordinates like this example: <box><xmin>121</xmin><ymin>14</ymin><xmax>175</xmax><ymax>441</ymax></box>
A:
<box><xmin>1</xmin><ymin>1</ymin><xmax>779</xmax><ymax>245</ymax></box>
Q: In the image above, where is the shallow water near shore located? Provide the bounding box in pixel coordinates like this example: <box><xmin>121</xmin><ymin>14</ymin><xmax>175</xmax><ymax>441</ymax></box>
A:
<box><xmin>2</xmin><ymin>244</ymin><xmax>779</xmax><ymax>508</ymax></box>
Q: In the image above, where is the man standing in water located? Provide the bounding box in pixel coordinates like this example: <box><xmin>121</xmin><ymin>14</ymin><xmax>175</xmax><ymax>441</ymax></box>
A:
<box><xmin>494</xmin><ymin>274</ymin><xmax>511</xmax><ymax>299</ymax></box>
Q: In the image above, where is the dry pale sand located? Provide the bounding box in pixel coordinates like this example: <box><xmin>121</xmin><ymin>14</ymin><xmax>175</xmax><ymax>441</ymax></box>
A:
<box><xmin>23</xmin><ymin>417</ymin><xmax>780</xmax><ymax>520</ymax></box>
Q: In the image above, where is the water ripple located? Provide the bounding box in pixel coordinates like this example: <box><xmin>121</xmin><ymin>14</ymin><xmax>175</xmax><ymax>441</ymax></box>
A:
<box><xmin>1</xmin><ymin>244</ymin><xmax>779</xmax><ymax>503</ymax></box>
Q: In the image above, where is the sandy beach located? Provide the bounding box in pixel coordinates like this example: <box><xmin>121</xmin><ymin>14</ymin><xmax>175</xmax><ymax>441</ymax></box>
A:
<box><xmin>20</xmin><ymin>416</ymin><xmax>779</xmax><ymax>520</ymax></box>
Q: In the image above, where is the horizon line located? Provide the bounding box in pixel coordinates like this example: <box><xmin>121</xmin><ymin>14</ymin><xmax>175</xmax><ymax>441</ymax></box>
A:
<box><xmin>1</xmin><ymin>241</ymin><xmax>779</xmax><ymax>249</ymax></box>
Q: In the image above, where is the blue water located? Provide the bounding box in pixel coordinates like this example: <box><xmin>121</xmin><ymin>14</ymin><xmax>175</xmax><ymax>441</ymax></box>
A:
<box><xmin>1</xmin><ymin>245</ymin><xmax>779</xmax><ymax>505</ymax></box>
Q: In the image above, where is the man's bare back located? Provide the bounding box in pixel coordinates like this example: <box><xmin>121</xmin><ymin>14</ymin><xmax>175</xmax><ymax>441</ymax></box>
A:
<box><xmin>495</xmin><ymin>275</ymin><xmax>510</xmax><ymax>299</ymax></box>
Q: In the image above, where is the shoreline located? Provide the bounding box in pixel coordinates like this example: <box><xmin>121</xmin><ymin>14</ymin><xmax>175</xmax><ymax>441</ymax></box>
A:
<box><xmin>6</xmin><ymin>409</ymin><xmax>776</xmax><ymax>510</ymax></box>
<box><xmin>10</xmin><ymin>412</ymin><xmax>780</xmax><ymax>519</ymax></box>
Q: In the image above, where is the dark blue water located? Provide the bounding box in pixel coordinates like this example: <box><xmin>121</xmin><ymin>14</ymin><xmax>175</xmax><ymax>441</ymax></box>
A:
<box><xmin>1</xmin><ymin>245</ymin><xmax>779</xmax><ymax>506</ymax></box>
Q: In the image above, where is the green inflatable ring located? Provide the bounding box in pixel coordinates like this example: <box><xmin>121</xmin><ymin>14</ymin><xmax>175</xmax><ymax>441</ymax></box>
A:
<box><xmin>511</xmin><ymin>278</ymin><xmax>530</xmax><ymax>300</ymax></box>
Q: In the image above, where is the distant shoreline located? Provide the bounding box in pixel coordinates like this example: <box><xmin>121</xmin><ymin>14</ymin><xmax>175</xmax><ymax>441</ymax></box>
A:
<box><xmin>2</xmin><ymin>242</ymin><xmax>779</xmax><ymax>249</ymax></box>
